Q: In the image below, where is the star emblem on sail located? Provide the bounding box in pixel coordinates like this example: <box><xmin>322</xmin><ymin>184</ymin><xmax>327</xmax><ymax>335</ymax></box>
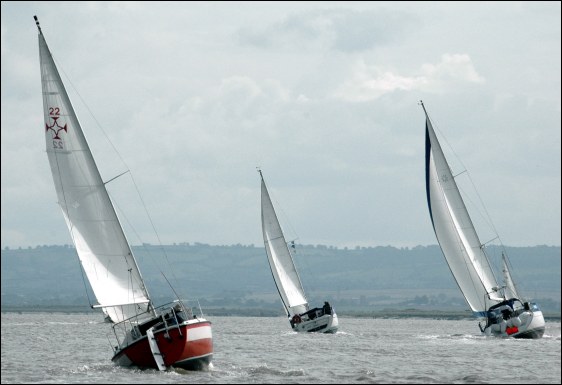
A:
<box><xmin>45</xmin><ymin>116</ymin><xmax>67</xmax><ymax>140</ymax></box>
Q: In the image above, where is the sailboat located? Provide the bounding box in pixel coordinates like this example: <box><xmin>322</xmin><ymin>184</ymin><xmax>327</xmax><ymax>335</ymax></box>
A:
<box><xmin>35</xmin><ymin>16</ymin><xmax>213</xmax><ymax>370</ymax></box>
<box><xmin>259</xmin><ymin>169</ymin><xmax>338</xmax><ymax>333</ymax></box>
<box><xmin>421</xmin><ymin>100</ymin><xmax>545</xmax><ymax>339</ymax></box>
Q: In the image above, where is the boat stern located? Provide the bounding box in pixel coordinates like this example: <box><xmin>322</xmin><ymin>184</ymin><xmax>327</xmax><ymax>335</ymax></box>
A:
<box><xmin>511</xmin><ymin>309</ymin><xmax>545</xmax><ymax>339</ymax></box>
<box><xmin>291</xmin><ymin>309</ymin><xmax>338</xmax><ymax>334</ymax></box>
<box><xmin>168</xmin><ymin>318</ymin><xmax>213</xmax><ymax>370</ymax></box>
<box><xmin>483</xmin><ymin>307</ymin><xmax>545</xmax><ymax>339</ymax></box>
<box><xmin>112</xmin><ymin>318</ymin><xmax>213</xmax><ymax>370</ymax></box>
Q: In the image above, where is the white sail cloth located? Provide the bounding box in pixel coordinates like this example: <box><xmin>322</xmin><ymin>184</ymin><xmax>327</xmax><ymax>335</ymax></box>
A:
<box><xmin>38</xmin><ymin>29</ymin><xmax>151</xmax><ymax>323</ymax></box>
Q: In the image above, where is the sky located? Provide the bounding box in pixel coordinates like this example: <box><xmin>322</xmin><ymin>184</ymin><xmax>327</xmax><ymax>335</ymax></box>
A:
<box><xmin>1</xmin><ymin>1</ymin><xmax>560</xmax><ymax>250</ymax></box>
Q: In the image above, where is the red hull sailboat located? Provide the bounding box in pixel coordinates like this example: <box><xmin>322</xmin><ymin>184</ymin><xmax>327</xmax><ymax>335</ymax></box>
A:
<box><xmin>35</xmin><ymin>15</ymin><xmax>213</xmax><ymax>370</ymax></box>
<box><xmin>111</xmin><ymin>303</ymin><xmax>213</xmax><ymax>371</ymax></box>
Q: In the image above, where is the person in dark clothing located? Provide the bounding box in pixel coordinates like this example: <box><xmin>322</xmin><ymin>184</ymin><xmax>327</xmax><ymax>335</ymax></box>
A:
<box><xmin>173</xmin><ymin>304</ymin><xmax>185</xmax><ymax>323</ymax></box>
<box><xmin>323</xmin><ymin>302</ymin><xmax>331</xmax><ymax>315</ymax></box>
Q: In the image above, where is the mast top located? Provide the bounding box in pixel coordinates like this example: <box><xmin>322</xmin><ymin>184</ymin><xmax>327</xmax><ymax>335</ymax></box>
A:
<box><xmin>34</xmin><ymin>15</ymin><xmax>42</xmax><ymax>33</ymax></box>
<box><xmin>419</xmin><ymin>100</ymin><xmax>428</xmax><ymax>116</ymax></box>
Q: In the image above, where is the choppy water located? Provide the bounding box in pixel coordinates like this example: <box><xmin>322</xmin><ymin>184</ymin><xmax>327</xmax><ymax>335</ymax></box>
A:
<box><xmin>1</xmin><ymin>312</ymin><xmax>560</xmax><ymax>384</ymax></box>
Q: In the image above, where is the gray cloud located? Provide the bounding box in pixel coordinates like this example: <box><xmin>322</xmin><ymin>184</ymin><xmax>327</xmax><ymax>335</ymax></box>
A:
<box><xmin>237</xmin><ymin>8</ymin><xmax>418</xmax><ymax>53</ymax></box>
<box><xmin>1</xmin><ymin>2</ymin><xmax>560</xmax><ymax>250</ymax></box>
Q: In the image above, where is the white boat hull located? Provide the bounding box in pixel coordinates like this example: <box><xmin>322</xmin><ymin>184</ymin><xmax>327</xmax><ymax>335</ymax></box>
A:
<box><xmin>292</xmin><ymin>312</ymin><xmax>338</xmax><ymax>333</ymax></box>
<box><xmin>483</xmin><ymin>310</ymin><xmax>545</xmax><ymax>339</ymax></box>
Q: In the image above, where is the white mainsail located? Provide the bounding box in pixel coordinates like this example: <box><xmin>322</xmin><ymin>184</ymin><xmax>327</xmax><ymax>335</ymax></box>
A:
<box><xmin>38</xmin><ymin>24</ymin><xmax>152</xmax><ymax>323</ymax></box>
<box><xmin>260</xmin><ymin>171</ymin><xmax>308</xmax><ymax>316</ymax></box>
<box><xmin>422</xmin><ymin>103</ymin><xmax>502</xmax><ymax>317</ymax></box>
<box><xmin>502</xmin><ymin>253</ymin><xmax>519</xmax><ymax>300</ymax></box>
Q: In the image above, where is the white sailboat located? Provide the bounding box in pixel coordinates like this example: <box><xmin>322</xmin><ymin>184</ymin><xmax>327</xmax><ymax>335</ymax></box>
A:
<box><xmin>259</xmin><ymin>169</ymin><xmax>338</xmax><ymax>333</ymax></box>
<box><xmin>422</xmin><ymin>101</ymin><xmax>545</xmax><ymax>339</ymax></box>
<box><xmin>35</xmin><ymin>16</ymin><xmax>213</xmax><ymax>369</ymax></box>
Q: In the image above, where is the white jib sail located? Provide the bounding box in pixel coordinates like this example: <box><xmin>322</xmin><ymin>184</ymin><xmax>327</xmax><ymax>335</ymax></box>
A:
<box><xmin>502</xmin><ymin>253</ymin><xmax>519</xmax><ymax>300</ymax></box>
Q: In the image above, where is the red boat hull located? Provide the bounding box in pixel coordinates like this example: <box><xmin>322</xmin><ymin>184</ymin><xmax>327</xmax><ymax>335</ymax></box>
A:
<box><xmin>112</xmin><ymin>320</ymin><xmax>213</xmax><ymax>370</ymax></box>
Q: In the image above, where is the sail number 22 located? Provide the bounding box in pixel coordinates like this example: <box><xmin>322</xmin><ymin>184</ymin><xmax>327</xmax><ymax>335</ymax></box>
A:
<box><xmin>47</xmin><ymin>107</ymin><xmax>65</xmax><ymax>149</ymax></box>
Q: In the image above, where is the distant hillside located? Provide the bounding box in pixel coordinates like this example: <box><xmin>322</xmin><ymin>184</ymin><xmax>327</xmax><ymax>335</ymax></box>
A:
<box><xmin>2</xmin><ymin>243</ymin><xmax>560</xmax><ymax>316</ymax></box>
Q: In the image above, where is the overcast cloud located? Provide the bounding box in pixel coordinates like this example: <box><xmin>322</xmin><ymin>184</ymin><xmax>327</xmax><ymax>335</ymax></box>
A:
<box><xmin>1</xmin><ymin>1</ymin><xmax>560</xmax><ymax>249</ymax></box>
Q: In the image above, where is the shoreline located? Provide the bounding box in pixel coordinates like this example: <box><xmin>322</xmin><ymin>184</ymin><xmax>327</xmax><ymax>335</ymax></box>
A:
<box><xmin>2</xmin><ymin>305</ymin><xmax>560</xmax><ymax>321</ymax></box>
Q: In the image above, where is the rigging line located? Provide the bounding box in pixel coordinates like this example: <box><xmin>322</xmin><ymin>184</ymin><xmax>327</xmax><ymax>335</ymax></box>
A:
<box><xmin>436</xmin><ymin>160</ymin><xmax>493</xmax><ymax>311</ymax></box>
<box><xmin>464</xmin><ymin>170</ymin><xmax>503</xmax><ymax>245</ymax></box>
<box><xmin>55</xmin><ymin>56</ymin><xmax>130</xmax><ymax>170</ymax></box>
<box><xmin>269</xmin><ymin>189</ymin><xmax>313</xmax><ymax>296</ymax></box>
<box><xmin>425</xmin><ymin>109</ymin><xmax>470</xmax><ymax>182</ymax></box>
<box><xmin>456</xmin><ymin>186</ymin><xmax>502</xmax><ymax>286</ymax></box>
<box><xmin>55</xmin><ymin>43</ymin><xmax>175</xmax><ymax>283</ymax></box>
<box><xmin>126</xmin><ymin>266</ymin><xmax>147</xmax><ymax>319</ymax></box>
<box><xmin>290</xmin><ymin>240</ymin><xmax>314</xmax><ymax>298</ymax></box>
<box><xmin>49</xmin><ymin>45</ymin><xmax>169</xmax><ymax>301</ymax></box>
<box><xmin>78</xmin><ymin>258</ymin><xmax>95</xmax><ymax>309</ymax></box>
<box><xmin>106</xmin><ymin>195</ymin><xmax>150</xmax><ymax>292</ymax></box>
<box><xmin>457</xmin><ymin>225</ymin><xmax>491</xmax><ymax>311</ymax></box>
<box><xmin>109</xmin><ymin>181</ymin><xmax>180</xmax><ymax>303</ymax></box>
<box><xmin>429</xmin><ymin>106</ymin><xmax>504</xmax><ymax>252</ymax></box>
<box><xmin>126</xmin><ymin>168</ymin><xmax>179</xmax><ymax>291</ymax></box>
<box><xmin>264</xmin><ymin>174</ymin><xmax>300</xmax><ymax>245</ymax></box>
<box><xmin>427</xmin><ymin>106</ymin><xmax>500</xmax><ymax>310</ymax></box>
<box><xmin>161</xmin><ymin>272</ymin><xmax>184</xmax><ymax>304</ymax></box>
<box><xmin>127</xmin><ymin>267</ymin><xmax>135</xmax><ymax>308</ymax></box>
<box><xmin>457</xmin><ymin>182</ymin><xmax>496</xmax><ymax>235</ymax></box>
<box><xmin>431</xmin><ymin>115</ymin><xmax>502</xmax><ymax>286</ymax></box>
<box><xmin>275</xmin><ymin>199</ymin><xmax>300</xmax><ymax>247</ymax></box>
<box><xmin>62</xmin><ymin>59</ymin><xmax>178</xmax><ymax>298</ymax></box>
<box><xmin>110</xmin><ymin>196</ymin><xmax>158</xmax><ymax>293</ymax></box>
<box><xmin>456</xmin><ymin>172</ymin><xmax>504</xmax><ymax>284</ymax></box>
<box><xmin>262</xmin><ymin>170</ymin><xmax>310</xmax><ymax>306</ymax></box>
